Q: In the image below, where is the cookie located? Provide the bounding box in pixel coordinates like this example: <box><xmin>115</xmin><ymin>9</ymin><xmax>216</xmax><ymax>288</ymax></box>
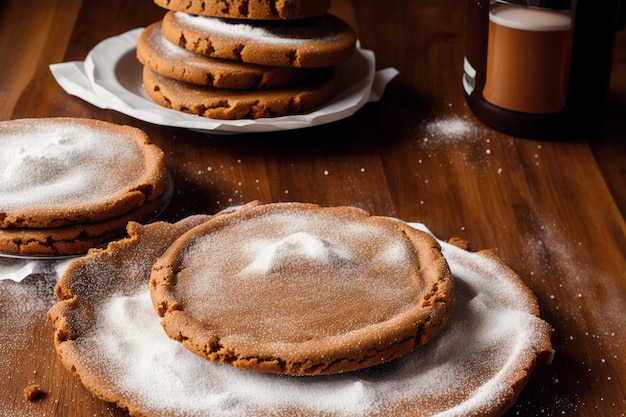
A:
<box><xmin>153</xmin><ymin>0</ymin><xmax>331</xmax><ymax>20</ymax></box>
<box><xmin>160</xmin><ymin>11</ymin><xmax>357</xmax><ymax>67</ymax></box>
<box><xmin>142</xmin><ymin>65</ymin><xmax>338</xmax><ymax>119</ymax></box>
<box><xmin>0</xmin><ymin>118</ymin><xmax>167</xmax><ymax>229</ymax></box>
<box><xmin>23</xmin><ymin>384</ymin><xmax>45</xmax><ymax>401</ymax></box>
<box><xmin>137</xmin><ymin>22</ymin><xmax>313</xmax><ymax>89</ymax></box>
<box><xmin>49</xmin><ymin>210</ymin><xmax>552</xmax><ymax>417</ymax></box>
<box><xmin>150</xmin><ymin>202</ymin><xmax>454</xmax><ymax>375</ymax></box>
<box><xmin>0</xmin><ymin>196</ymin><xmax>161</xmax><ymax>256</ymax></box>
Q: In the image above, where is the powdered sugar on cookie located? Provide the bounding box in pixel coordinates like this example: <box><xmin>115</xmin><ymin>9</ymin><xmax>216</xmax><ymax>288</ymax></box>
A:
<box><xmin>160</xmin><ymin>11</ymin><xmax>356</xmax><ymax>68</ymax></box>
<box><xmin>174</xmin><ymin>12</ymin><xmax>340</xmax><ymax>45</ymax></box>
<box><xmin>1</xmin><ymin>121</ymin><xmax>141</xmax><ymax>208</ymax></box>
<box><xmin>0</xmin><ymin>118</ymin><xmax>167</xmax><ymax>229</ymax></box>
<box><xmin>50</xmin><ymin>215</ymin><xmax>553</xmax><ymax>417</ymax></box>
<box><xmin>151</xmin><ymin>204</ymin><xmax>453</xmax><ymax>375</ymax></box>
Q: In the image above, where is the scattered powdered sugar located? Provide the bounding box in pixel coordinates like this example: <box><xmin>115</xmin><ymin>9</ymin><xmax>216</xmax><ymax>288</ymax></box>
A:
<box><xmin>175</xmin><ymin>12</ymin><xmax>338</xmax><ymax>45</ymax></box>
<box><xmin>0</xmin><ymin>275</ymin><xmax>56</xmax><ymax>338</ymax></box>
<box><xmin>425</xmin><ymin>116</ymin><xmax>475</xmax><ymax>139</ymax></box>
<box><xmin>420</xmin><ymin>114</ymin><xmax>492</xmax><ymax>157</ymax></box>
<box><xmin>149</xmin><ymin>23</ymin><xmax>197</xmax><ymax>60</ymax></box>
<box><xmin>413</xmin><ymin>112</ymin><xmax>512</xmax><ymax>176</ymax></box>
<box><xmin>241</xmin><ymin>231</ymin><xmax>354</xmax><ymax>275</ymax></box>
<box><xmin>0</xmin><ymin>120</ymin><xmax>143</xmax><ymax>210</ymax></box>
<box><xmin>515</xmin><ymin>210</ymin><xmax>625</xmax><ymax>410</ymax></box>
<box><xmin>64</xmin><ymin>220</ymin><xmax>553</xmax><ymax>416</ymax></box>
<box><xmin>0</xmin><ymin>273</ymin><xmax>59</xmax><ymax>417</ymax></box>
<box><xmin>89</xmin><ymin>292</ymin><xmax>381</xmax><ymax>415</ymax></box>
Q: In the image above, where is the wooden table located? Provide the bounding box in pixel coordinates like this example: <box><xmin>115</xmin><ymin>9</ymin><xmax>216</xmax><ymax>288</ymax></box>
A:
<box><xmin>1</xmin><ymin>1</ymin><xmax>624</xmax><ymax>416</ymax></box>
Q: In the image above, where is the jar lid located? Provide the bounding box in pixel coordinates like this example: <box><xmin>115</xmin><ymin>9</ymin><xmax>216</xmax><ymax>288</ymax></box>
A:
<box><xmin>496</xmin><ymin>0</ymin><xmax>572</xmax><ymax>9</ymax></box>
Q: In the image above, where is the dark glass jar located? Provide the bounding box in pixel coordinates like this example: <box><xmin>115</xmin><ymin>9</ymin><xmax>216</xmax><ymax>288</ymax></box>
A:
<box><xmin>464</xmin><ymin>0</ymin><xmax>625</xmax><ymax>139</ymax></box>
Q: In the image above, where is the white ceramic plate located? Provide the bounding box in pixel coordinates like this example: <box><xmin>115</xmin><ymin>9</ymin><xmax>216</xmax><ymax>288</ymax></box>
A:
<box><xmin>51</xmin><ymin>28</ymin><xmax>397</xmax><ymax>135</ymax></box>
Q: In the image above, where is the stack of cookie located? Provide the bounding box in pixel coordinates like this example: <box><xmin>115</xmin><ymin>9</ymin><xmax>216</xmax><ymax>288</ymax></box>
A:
<box><xmin>0</xmin><ymin>118</ymin><xmax>169</xmax><ymax>256</ymax></box>
<box><xmin>137</xmin><ymin>0</ymin><xmax>357</xmax><ymax>119</ymax></box>
<box><xmin>49</xmin><ymin>201</ymin><xmax>554</xmax><ymax>416</ymax></box>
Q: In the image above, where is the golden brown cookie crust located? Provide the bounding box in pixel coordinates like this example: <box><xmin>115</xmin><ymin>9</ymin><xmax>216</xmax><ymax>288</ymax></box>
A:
<box><xmin>160</xmin><ymin>11</ymin><xmax>357</xmax><ymax>67</ymax></box>
<box><xmin>142</xmin><ymin>65</ymin><xmax>338</xmax><ymax>119</ymax></box>
<box><xmin>0</xmin><ymin>197</ymin><xmax>161</xmax><ymax>256</ymax></box>
<box><xmin>48</xmin><ymin>216</ymin><xmax>213</xmax><ymax>413</ymax></box>
<box><xmin>137</xmin><ymin>22</ymin><xmax>313</xmax><ymax>89</ymax></box>
<box><xmin>153</xmin><ymin>0</ymin><xmax>331</xmax><ymax>20</ymax></box>
<box><xmin>150</xmin><ymin>202</ymin><xmax>454</xmax><ymax>375</ymax></box>
<box><xmin>0</xmin><ymin>118</ymin><xmax>167</xmax><ymax>229</ymax></box>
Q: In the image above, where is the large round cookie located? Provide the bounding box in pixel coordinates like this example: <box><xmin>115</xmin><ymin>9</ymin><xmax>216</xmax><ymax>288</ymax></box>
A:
<box><xmin>150</xmin><ymin>202</ymin><xmax>454</xmax><ymax>375</ymax></box>
<box><xmin>153</xmin><ymin>0</ymin><xmax>331</xmax><ymax>20</ymax></box>
<box><xmin>49</xmin><ymin>212</ymin><xmax>553</xmax><ymax>417</ymax></box>
<box><xmin>0</xmin><ymin>118</ymin><xmax>167</xmax><ymax>229</ymax></box>
<box><xmin>142</xmin><ymin>66</ymin><xmax>338</xmax><ymax>119</ymax></box>
<box><xmin>160</xmin><ymin>11</ymin><xmax>357</xmax><ymax>67</ymax></box>
<box><xmin>137</xmin><ymin>22</ymin><xmax>314</xmax><ymax>89</ymax></box>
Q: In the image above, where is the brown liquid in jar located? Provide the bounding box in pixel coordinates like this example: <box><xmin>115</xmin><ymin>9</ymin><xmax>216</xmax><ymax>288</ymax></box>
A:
<box><xmin>483</xmin><ymin>5</ymin><xmax>574</xmax><ymax>114</ymax></box>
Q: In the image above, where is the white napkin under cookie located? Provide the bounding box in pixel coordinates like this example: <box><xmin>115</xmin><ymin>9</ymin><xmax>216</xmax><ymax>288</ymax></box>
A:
<box><xmin>0</xmin><ymin>256</ymin><xmax>75</xmax><ymax>283</ymax></box>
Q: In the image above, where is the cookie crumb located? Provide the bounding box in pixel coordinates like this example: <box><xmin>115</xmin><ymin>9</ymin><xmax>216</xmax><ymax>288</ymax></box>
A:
<box><xmin>448</xmin><ymin>237</ymin><xmax>471</xmax><ymax>251</ymax></box>
<box><xmin>24</xmin><ymin>384</ymin><xmax>45</xmax><ymax>401</ymax></box>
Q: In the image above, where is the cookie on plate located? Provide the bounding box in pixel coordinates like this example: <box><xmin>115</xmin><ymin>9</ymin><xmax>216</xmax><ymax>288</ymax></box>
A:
<box><xmin>153</xmin><ymin>0</ymin><xmax>331</xmax><ymax>20</ymax></box>
<box><xmin>142</xmin><ymin>65</ymin><xmax>338</xmax><ymax>119</ymax></box>
<box><xmin>160</xmin><ymin>11</ymin><xmax>357</xmax><ymax>68</ymax></box>
<box><xmin>0</xmin><ymin>118</ymin><xmax>167</xmax><ymax>230</ymax></box>
<box><xmin>137</xmin><ymin>22</ymin><xmax>313</xmax><ymax>89</ymax></box>
<box><xmin>150</xmin><ymin>202</ymin><xmax>455</xmax><ymax>375</ymax></box>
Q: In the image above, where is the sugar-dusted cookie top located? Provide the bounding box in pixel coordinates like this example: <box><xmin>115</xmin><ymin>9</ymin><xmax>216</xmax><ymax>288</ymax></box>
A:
<box><xmin>0</xmin><ymin>118</ymin><xmax>167</xmax><ymax>229</ymax></box>
<box><xmin>153</xmin><ymin>0</ymin><xmax>331</xmax><ymax>20</ymax></box>
<box><xmin>160</xmin><ymin>11</ymin><xmax>357</xmax><ymax>67</ymax></box>
<box><xmin>49</xmin><ymin>210</ymin><xmax>553</xmax><ymax>417</ymax></box>
<box><xmin>137</xmin><ymin>22</ymin><xmax>314</xmax><ymax>89</ymax></box>
<box><xmin>150</xmin><ymin>202</ymin><xmax>454</xmax><ymax>375</ymax></box>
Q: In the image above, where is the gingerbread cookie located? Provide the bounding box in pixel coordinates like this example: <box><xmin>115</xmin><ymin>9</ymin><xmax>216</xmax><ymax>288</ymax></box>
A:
<box><xmin>0</xmin><ymin>197</ymin><xmax>161</xmax><ymax>256</ymax></box>
<box><xmin>0</xmin><ymin>118</ymin><xmax>167</xmax><ymax>229</ymax></box>
<box><xmin>49</xmin><ymin>210</ymin><xmax>553</xmax><ymax>417</ymax></box>
<box><xmin>160</xmin><ymin>11</ymin><xmax>357</xmax><ymax>67</ymax></box>
<box><xmin>137</xmin><ymin>22</ymin><xmax>313</xmax><ymax>89</ymax></box>
<box><xmin>150</xmin><ymin>202</ymin><xmax>454</xmax><ymax>375</ymax></box>
<box><xmin>142</xmin><ymin>65</ymin><xmax>338</xmax><ymax>119</ymax></box>
<box><xmin>153</xmin><ymin>0</ymin><xmax>331</xmax><ymax>20</ymax></box>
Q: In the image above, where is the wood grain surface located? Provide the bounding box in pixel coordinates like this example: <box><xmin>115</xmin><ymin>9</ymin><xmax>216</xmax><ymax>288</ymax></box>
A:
<box><xmin>1</xmin><ymin>0</ymin><xmax>625</xmax><ymax>416</ymax></box>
